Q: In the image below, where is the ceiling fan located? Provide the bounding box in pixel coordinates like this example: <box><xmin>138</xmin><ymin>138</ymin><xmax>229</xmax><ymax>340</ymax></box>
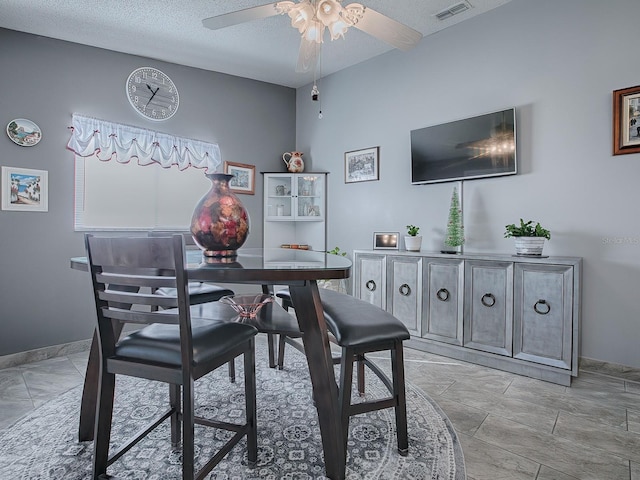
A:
<box><xmin>202</xmin><ymin>1</ymin><xmax>423</xmax><ymax>73</ymax></box>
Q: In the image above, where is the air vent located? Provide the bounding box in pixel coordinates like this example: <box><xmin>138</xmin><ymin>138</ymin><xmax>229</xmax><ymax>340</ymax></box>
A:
<box><xmin>435</xmin><ymin>1</ymin><xmax>472</xmax><ymax>21</ymax></box>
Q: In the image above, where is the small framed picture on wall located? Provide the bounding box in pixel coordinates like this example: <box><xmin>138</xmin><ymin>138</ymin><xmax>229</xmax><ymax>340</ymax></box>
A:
<box><xmin>224</xmin><ymin>161</ymin><xmax>255</xmax><ymax>194</ymax></box>
<box><xmin>1</xmin><ymin>166</ymin><xmax>48</xmax><ymax>212</ymax></box>
<box><xmin>345</xmin><ymin>146</ymin><xmax>379</xmax><ymax>183</ymax></box>
<box><xmin>613</xmin><ymin>85</ymin><xmax>640</xmax><ymax>155</ymax></box>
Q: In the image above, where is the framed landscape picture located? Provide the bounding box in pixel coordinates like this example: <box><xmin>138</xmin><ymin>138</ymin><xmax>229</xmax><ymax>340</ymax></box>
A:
<box><xmin>1</xmin><ymin>166</ymin><xmax>48</xmax><ymax>212</ymax></box>
<box><xmin>224</xmin><ymin>161</ymin><xmax>255</xmax><ymax>194</ymax></box>
<box><xmin>345</xmin><ymin>146</ymin><xmax>379</xmax><ymax>183</ymax></box>
<box><xmin>613</xmin><ymin>85</ymin><xmax>640</xmax><ymax>155</ymax></box>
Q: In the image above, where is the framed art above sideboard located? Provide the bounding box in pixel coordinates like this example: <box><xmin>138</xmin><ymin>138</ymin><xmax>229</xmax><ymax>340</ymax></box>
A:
<box><xmin>613</xmin><ymin>85</ymin><xmax>640</xmax><ymax>155</ymax></box>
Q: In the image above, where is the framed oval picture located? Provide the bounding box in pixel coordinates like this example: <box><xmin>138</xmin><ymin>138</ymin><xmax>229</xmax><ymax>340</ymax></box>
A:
<box><xmin>6</xmin><ymin>118</ymin><xmax>42</xmax><ymax>146</ymax></box>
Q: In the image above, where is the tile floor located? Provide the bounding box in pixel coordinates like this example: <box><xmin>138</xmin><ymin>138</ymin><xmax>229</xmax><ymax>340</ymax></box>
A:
<box><xmin>1</xmin><ymin>335</ymin><xmax>639</xmax><ymax>480</ymax></box>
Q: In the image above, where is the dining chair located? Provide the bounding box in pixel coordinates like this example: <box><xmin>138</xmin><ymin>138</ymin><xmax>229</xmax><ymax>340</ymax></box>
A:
<box><xmin>85</xmin><ymin>234</ymin><xmax>258</xmax><ymax>480</ymax></box>
<box><xmin>274</xmin><ymin>287</ymin><xmax>410</xmax><ymax>457</ymax></box>
<box><xmin>147</xmin><ymin>230</ymin><xmax>235</xmax><ymax>303</ymax></box>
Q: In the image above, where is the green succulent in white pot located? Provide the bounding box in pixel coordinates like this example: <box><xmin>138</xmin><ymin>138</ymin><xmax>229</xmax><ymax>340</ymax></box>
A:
<box><xmin>504</xmin><ymin>219</ymin><xmax>551</xmax><ymax>256</ymax></box>
<box><xmin>405</xmin><ymin>225</ymin><xmax>422</xmax><ymax>252</ymax></box>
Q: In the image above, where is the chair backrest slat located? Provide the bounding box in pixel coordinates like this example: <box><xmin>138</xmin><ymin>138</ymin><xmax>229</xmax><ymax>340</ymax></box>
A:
<box><xmin>96</xmin><ymin>272</ymin><xmax>177</xmax><ymax>289</ymax></box>
<box><xmin>98</xmin><ymin>289</ymin><xmax>178</xmax><ymax>309</ymax></box>
<box><xmin>103</xmin><ymin>307</ymin><xmax>179</xmax><ymax>325</ymax></box>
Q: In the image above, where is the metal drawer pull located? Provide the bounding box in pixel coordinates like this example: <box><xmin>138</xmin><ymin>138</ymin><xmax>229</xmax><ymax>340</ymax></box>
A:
<box><xmin>399</xmin><ymin>283</ymin><xmax>411</xmax><ymax>296</ymax></box>
<box><xmin>436</xmin><ymin>288</ymin><xmax>450</xmax><ymax>302</ymax></box>
<box><xmin>365</xmin><ymin>280</ymin><xmax>376</xmax><ymax>292</ymax></box>
<box><xmin>481</xmin><ymin>293</ymin><xmax>496</xmax><ymax>307</ymax></box>
<box><xmin>534</xmin><ymin>299</ymin><xmax>550</xmax><ymax>315</ymax></box>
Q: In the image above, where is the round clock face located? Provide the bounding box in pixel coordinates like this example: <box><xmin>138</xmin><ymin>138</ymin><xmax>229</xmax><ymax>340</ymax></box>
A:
<box><xmin>126</xmin><ymin>67</ymin><xmax>179</xmax><ymax>121</ymax></box>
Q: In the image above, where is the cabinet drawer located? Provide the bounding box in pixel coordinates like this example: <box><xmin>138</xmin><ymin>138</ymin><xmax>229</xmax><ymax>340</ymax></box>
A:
<box><xmin>513</xmin><ymin>264</ymin><xmax>573</xmax><ymax>369</ymax></box>
<box><xmin>464</xmin><ymin>260</ymin><xmax>513</xmax><ymax>356</ymax></box>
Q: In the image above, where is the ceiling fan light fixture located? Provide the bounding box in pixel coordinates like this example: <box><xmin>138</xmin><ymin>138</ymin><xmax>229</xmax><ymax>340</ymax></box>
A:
<box><xmin>304</xmin><ymin>20</ymin><xmax>325</xmax><ymax>43</ymax></box>
<box><xmin>276</xmin><ymin>0</ymin><xmax>365</xmax><ymax>44</ymax></box>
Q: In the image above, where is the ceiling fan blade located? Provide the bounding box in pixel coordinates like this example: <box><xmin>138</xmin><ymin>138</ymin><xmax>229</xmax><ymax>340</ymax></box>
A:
<box><xmin>202</xmin><ymin>3</ymin><xmax>279</xmax><ymax>30</ymax></box>
<box><xmin>296</xmin><ymin>39</ymin><xmax>319</xmax><ymax>73</ymax></box>
<box><xmin>353</xmin><ymin>7</ymin><xmax>422</xmax><ymax>51</ymax></box>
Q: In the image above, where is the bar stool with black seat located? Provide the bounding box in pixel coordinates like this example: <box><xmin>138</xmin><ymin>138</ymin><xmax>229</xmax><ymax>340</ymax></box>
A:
<box><xmin>318</xmin><ymin>288</ymin><xmax>410</xmax><ymax>458</ymax></box>
<box><xmin>279</xmin><ymin>287</ymin><xmax>410</xmax><ymax>457</ymax></box>
<box><xmin>85</xmin><ymin>234</ymin><xmax>258</xmax><ymax>480</ymax></box>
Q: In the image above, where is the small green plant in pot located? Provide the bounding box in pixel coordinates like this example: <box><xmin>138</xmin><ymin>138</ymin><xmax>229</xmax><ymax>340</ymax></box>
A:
<box><xmin>405</xmin><ymin>225</ymin><xmax>422</xmax><ymax>252</ymax></box>
<box><xmin>504</xmin><ymin>219</ymin><xmax>550</xmax><ymax>256</ymax></box>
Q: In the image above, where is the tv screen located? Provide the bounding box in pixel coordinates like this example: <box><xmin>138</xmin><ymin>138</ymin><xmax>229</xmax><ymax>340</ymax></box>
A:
<box><xmin>411</xmin><ymin>108</ymin><xmax>517</xmax><ymax>185</ymax></box>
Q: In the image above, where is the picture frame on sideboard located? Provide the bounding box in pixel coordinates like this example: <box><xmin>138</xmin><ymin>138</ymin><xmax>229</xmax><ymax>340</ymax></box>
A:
<box><xmin>373</xmin><ymin>232</ymin><xmax>399</xmax><ymax>250</ymax></box>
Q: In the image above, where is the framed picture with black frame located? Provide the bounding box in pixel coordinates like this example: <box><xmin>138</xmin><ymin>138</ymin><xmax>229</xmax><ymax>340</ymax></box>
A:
<box><xmin>373</xmin><ymin>231</ymin><xmax>399</xmax><ymax>250</ymax></box>
<box><xmin>345</xmin><ymin>146</ymin><xmax>379</xmax><ymax>183</ymax></box>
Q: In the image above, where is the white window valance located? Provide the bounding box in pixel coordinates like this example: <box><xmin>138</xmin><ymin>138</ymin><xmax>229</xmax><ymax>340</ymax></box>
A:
<box><xmin>66</xmin><ymin>114</ymin><xmax>221</xmax><ymax>173</ymax></box>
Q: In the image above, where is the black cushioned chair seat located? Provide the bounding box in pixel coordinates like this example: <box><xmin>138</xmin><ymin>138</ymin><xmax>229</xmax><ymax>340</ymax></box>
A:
<box><xmin>115</xmin><ymin>318</ymin><xmax>258</xmax><ymax>367</ymax></box>
<box><xmin>318</xmin><ymin>289</ymin><xmax>410</xmax><ymax>346</ymax></box>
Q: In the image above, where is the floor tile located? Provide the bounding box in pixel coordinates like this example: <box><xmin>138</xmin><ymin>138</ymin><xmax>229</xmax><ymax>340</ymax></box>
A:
<box><xmin>429</xmin><ymin>395</ymin><xmax>487</xmax><ymax>436</ymax></box>
<box><xmin>504</xmin><ymin>381</ymin><xmax>628</xmax><ymax>429</ymax></box>
<box><xmin>632</xmin><ymin>460</ymin><xmax>639</xmax><ymax>480</ymax></box>
<box><xmin>474</xmin><ymin>414</ymin><xmax>630</xmax><ymax>479</ymax></box>
<box><xmin>629</xmin><ymin>409</ymin><xmax>640</xmax><ymax>435</ymax></box>
<box><xmin>440</xmin><ymin>382</ymin><xmax>559</xmax><ymax>433</ymax></box>
<box><xmin>553</xmin><ymin>410</ymin><xmax>640</xmax><ymax>462</ymax></box>
<box><xmin>535</xmin><ymin>464</ymin><xmax>581</xmax><ymax>480</ymax></box>
<box><xmin>458</xmin><ymin>432</ymin><xmax>539</xmax><ymax>480</ymax></box>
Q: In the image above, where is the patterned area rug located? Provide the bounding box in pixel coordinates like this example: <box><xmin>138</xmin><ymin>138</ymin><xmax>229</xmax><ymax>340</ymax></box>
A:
<box><xmin>0</xmin><ymin>342</ymin><xmax>465</xmax><ymax>479</ymax></box>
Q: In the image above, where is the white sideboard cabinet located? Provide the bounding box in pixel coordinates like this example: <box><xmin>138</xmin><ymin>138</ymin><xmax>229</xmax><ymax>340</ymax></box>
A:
<box><xmin>263</xmin><ymin>172</ymin><xmax>327</xmax><ymax>252</ymax></box>
<box><xmin>353</xmin><ymin>250</ymin><xmax>581</xmax><ymax>385</ymax></box>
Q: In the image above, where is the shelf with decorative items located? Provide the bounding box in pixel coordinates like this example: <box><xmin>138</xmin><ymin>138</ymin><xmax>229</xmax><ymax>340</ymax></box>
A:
<box><xmin>262</xmin><ymin>172</ymin><xmax>328</xmax><ymax>253</ymax></box>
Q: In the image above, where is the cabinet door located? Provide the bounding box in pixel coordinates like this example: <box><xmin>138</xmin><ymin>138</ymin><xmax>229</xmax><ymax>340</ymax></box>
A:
<box><xmin>353</xmin><ymin>253</ymin><xmax>386</xmax><ymax>309</ymax></box>
<box><xmin>423</xmin><ymin>258</ymin><xmax>464</xmax><ymax>345</ymax></box>
<box><xmin>513</xmin><ymin>264</ymin><xmax>573</xmax><ymax>369</ymax></box>
<box><xmin>264</xmin><ymin>173</ymin><xmax>293</xmax><ymax>220</ymax></box>
<box><xmin>387</xmin><ymin>256</ymin><xmax>422</xmax><ymax>335</ymax></box>
<box><xmin>464</xmin><ymin>260</ymin><xmax>513</xmax><ymax>356</ymax></box>
<box><xmin>295</xmin><ymin>174</ymin><xmax>325</xmax><ymax>220</ymax></box>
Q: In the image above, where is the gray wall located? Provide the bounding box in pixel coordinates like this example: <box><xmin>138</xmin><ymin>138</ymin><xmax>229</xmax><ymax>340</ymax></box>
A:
<box><xmin>0</xmin><ymin>28</ymin><xmax>295</xmax><ymax>356</ymax></box>
<box><xmin>297</xmin><ymin>0</ymin><xmax>640</xmax><ymax>368</ymax></box>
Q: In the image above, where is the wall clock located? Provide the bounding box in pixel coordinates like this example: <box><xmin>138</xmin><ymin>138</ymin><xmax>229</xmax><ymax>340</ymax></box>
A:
<box><xmin>126</xmin><ymin>67</ymin><xmax>179</xmax><ymax>121</ymax></box>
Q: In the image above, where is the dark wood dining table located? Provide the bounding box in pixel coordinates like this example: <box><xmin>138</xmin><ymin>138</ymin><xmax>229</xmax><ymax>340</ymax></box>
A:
<box><xmin>71</xmin><ymin>247</ymin><xmax>352</xmax><ymax>480</ymax></box>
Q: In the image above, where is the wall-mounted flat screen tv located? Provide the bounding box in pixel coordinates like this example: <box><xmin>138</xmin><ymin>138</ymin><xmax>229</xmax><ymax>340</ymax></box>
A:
<box><xmin>411</xmin><ymin>108</ymin><xmax>517</xmax><ymax>185</ymax></box>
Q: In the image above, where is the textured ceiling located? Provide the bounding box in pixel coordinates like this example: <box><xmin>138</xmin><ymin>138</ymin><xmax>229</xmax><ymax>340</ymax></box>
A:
<box><xmin>0</xmin><ymin>0</ymin><xmax>512</xmax><ymax>88</ymax></box>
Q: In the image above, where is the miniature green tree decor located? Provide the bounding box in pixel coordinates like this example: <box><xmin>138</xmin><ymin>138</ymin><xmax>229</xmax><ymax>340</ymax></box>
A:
<box><xmin>444</xmin><ymin>187</ymin><xmax>465</xmax><ymax>249</ymax></box>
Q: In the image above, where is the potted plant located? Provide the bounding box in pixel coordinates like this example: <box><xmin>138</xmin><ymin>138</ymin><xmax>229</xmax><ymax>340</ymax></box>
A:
<box><xmin>405</xmin><ymin>225</ymin><xmax>422</xmax><ymax>252</ymax></box>
<box><xmin>504</xmin><ymin>219</ymin><xmax>551</xmax><ymax>256</ymax></box>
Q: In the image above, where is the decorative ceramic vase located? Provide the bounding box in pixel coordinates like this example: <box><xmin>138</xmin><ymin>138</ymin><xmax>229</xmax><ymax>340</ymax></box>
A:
<box><xmin>190</xmin><ymin>173</ymin><xmax>250</xmax><ymax>257</ymax></box>
<box><xmin>283</xmin><ymin>151</ymin><xmax>304</xmax><ymax>173</ymax></box>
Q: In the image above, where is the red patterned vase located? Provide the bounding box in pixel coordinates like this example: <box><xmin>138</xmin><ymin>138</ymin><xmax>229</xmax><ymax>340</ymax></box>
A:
<box><xmin>190</xmin><ymin>173</ymin><xmax>250</xmax><ymax>257</ymax></box>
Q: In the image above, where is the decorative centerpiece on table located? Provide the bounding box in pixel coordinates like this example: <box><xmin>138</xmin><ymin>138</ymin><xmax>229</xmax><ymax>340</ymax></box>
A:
<box><xmin>191</xmin><ymin>172</ymin><xmax>250</xmax><ymax>257</ymax></box>
<box><xmin>404</xmin><ymin>225</ymin><xmax>422</xmax><ymax>252</ymax></box>
<box><xmin>504</xmin><ymin>219</ymin><xmax>551</xmax><ymax>256</ymax></box>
